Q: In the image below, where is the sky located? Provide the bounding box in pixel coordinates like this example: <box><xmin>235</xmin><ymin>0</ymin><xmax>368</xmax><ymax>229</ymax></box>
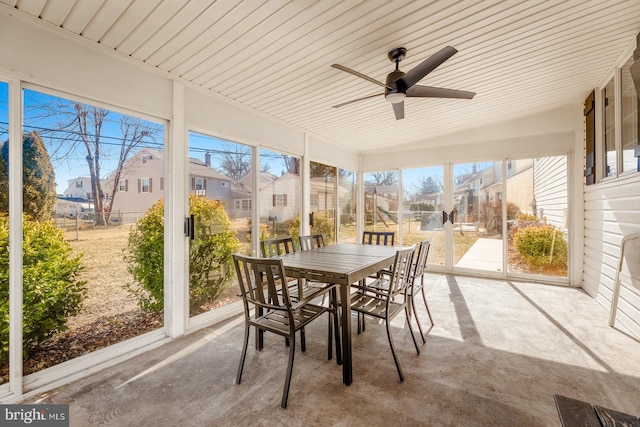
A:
<box><xmin>21</xmin><ymin>89</ymin><xmax>164</xmax><ymax>194</ymax></box>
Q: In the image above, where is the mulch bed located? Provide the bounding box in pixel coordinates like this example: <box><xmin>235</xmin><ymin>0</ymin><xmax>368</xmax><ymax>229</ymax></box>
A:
<box><xmin>0</xmin><ymin>310</ymin><xmax>163</xmax><ymax>383</ymax></box>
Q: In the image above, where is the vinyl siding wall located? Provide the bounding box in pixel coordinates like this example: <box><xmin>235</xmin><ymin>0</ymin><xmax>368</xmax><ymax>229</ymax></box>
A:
<box><xmin>533</xmin><ymin>156</ymin><xmax>569</xmax><ymax>229</ymax></box>
<box><xmin>583</xmin><ymin>173</ymin><xmax>640</xmax><ymax>338</ymax></box>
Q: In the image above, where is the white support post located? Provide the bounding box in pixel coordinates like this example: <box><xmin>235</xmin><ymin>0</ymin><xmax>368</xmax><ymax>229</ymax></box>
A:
<box><xmin>302</xmin><ymin>135</ymin><xmax>311</xmax><ymax>237</ymax></box>
<box><xmin>166</xmin><ymin>81</ymin><xmax>187</xmax><ymax>338</ymax></box>
<box><xmin>9</xmin><ymin>80</ymin><xmax>23</xmax><ymax>397</ymax></box>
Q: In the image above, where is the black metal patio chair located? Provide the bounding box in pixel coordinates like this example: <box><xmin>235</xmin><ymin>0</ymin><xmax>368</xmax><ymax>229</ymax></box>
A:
<box><xmin>233</xmin><ymin>254</ymin><xmax>341</xmax><ymax>408</ymax></box>
<box><xmin>350</xmin><ymin>245</ymin><xmax>420</xmax><ymax>381</ymax></box>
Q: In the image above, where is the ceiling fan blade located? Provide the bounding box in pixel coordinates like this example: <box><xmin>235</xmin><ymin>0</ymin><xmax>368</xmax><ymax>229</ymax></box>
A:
<box><xmin>395</xmin><ymin>46</ymin><xmax>458</xmax><ymax>89</ymax></box>
<box><xmin>331</xmin><ymin>64</ymin><xmax>390</xmax><ymax>89</ymax></box>
<box><xmin>392</xmin><ymin>101</ymin><xmax>404</xmax><ymax>120</ymax></box>
<box><xmin>407</xmin><ymin>85</ymin><xmax>475</xmax><ymax>99</ymax></box>
<box><xmin>332</xmin><ymin>93</ymin><xmax>384</xmax><ymax>108</ymax></box>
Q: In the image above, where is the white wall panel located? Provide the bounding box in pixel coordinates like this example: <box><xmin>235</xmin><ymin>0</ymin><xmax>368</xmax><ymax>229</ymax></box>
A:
<box><xmin>0</xmin><ymin>10</ymin><xmax>172</xmax><ymax>119</ymax></box>
<box><xmin>185</xmin><ymin>87</ymin><xmax>304</xmax><ymax>156</ymax></box>
<box><xmin>307</xmin><ymin>134</ymin><xmax>359</xmax><ymax>171</ymax></box>
<box><xmin>361</xmin><ymin>106</ymin><xmax>582</xmax><ymax>171</ymax></box>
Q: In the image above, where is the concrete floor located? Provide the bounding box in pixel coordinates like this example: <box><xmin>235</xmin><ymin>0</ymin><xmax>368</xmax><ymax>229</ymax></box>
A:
<box><xmin>31</xmin><ymin>274</ymin><xmax>640</xmax><ymax>426</ymax></box>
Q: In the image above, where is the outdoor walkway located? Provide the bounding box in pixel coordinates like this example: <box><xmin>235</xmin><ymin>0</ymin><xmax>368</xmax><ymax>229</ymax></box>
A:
<box><xmin>455</xmin><ymin>237</ymin><xmax>503</xmax><ymax>271</ymax></box>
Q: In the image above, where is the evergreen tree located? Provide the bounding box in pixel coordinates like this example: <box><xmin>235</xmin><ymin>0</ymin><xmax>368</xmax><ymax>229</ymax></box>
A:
<box><xmin>0</xmin><ymin>131</ymin><xmax>56</xmax><ymax>221</ymax></box>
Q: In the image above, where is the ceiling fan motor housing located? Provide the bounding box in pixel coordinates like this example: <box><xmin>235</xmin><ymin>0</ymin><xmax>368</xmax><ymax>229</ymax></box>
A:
<box><xmin>386</xmin><ymin>69</ymin><xmax>407</xmax><ymax>96</ymax></box>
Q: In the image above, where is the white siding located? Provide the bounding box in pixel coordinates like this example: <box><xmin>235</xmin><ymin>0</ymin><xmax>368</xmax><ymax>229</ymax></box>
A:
<box><xmin>583</xmin><ymin>173</ymin><xmax>640</xmax><ymax>338</ymax></box>
<box><xmin>533</xmin><ymin>155</ymin><xmax>568</xmax><ymax>229</ymax></box>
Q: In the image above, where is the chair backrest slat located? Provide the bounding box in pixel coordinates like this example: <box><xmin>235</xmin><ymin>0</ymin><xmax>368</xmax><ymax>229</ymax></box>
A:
<box><xmin>233</xmin><ymin>254</ymin><xmax>290</xmax><ymax>311</ymax></box>
<box><xmin>411</xmin><ymin>238</ymin><xmax>432</xmax><ymax>280</ymax></box>
<box><xmin>260</xmin><ymin>237</ymin><xmax>297</xmax><ymax>258</ymax></box>
<box><xmin>299</xmin><ymin>234</ymin><xmax>325</xmax><ymax>251</ymax></box>
<box><xmin>388</xmin><ymin>245</ymin><xmax>416</xmax><ymax>295</ymax></box>
<box><xmin>362</xmin><ymin>231</ymin><xmax>395</xmax><ymax>246</ymax></box>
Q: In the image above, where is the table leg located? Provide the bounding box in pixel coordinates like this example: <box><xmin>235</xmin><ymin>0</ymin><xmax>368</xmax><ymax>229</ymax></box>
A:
<box><xmin>340</xmin><ymin>283</ymin><xmax>352</xmax><ymax>385</ymax></box>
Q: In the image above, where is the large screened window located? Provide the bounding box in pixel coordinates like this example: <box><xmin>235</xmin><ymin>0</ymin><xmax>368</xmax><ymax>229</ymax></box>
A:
<box><xmin>507</xmin><ymin>156</ymin><xmax>568</xmax><ymax>278</ymax></box>
<box><xmin>363</xmin><ymin>171</ymin><xmax>398</xmax><ymax>239</ymax></box>
<box><xmin>310</xmin><ymin>161</ymin><xmax>336</xmax><ymax>244</ymax></box>
<box><xmin>621</xmin><ymin>56</ymin><xmax>639</xmax><ymax>174</ymax></box>
<box><xmin>0</xmin><ymin>81</ymin><xmax>9</xmax><ymax>385</ymax></box>
<box><xmin>603</xmin><ymin>77</ymin><xmax>617</xmax><ymax>178</ymax></box>
<box><xmin>338</xmin><ymin>168</ymin><xmax>357</xmax><ymax>243</ymax></box>
<box><xmin>452</xmin><ymin>161</ymin><xmax>504</xmax><ymax>272</ymax></box>
<box><xmin>22</xmin><ymin>88</ymin><xmax>165</xmax><ymax>376</ymax></box>
<box><xmin>402</xmin><ymin>166</ymin><xmax>444</xmax><ymax>265</ymax></box>
<box><xmin>259</xmin><ymin>148</ymin><xmax>301</xmax><ymax>241</ymax></box>
<box><xmin>187</xmin><ymin>132</ymin><xmax>251</xmax><ymax>317</ymax></box>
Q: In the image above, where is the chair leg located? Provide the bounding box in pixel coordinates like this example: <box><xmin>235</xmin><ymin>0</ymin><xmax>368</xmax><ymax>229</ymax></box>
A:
<box><xmin>327</xmin><ymin>312</ymin><xmax>333</xmax><ymax>361</ymax></box>
<box><xmin>421</xmin><ymin>283</ymin><xmax>434</xmax><ymax>326</ymax></box>
<box><xmin>405</xmin><ymin>307</ymin><xmax>421</xmax><ymax>355</ymax></box>
<box><xmin>236</xmin><ymin>324</ymin><xmax>250</xmax><ymax>384</ymax></box>
<box><xmin>385</xmin><ymin>318</ymin><xmax>404</xmax><ymax>382</ymax></box>
<box><xmin>331</xmin><ymin>287</ymin><xmax>342</xmax><ymax>365</ymax></box>
<box><xmin>301</xmin><ymin>327</ymin><xmax>306</xmax><ymax>352</ymax></box>
<box><xmin>281</xmin><ymin>334</ymin><xmax>296</xmax><ymax>409</ymax></box>
<box><xmin>411</xmin><ymin>295</ymin><xmax>426</xmax><ymax>344</ymax></box>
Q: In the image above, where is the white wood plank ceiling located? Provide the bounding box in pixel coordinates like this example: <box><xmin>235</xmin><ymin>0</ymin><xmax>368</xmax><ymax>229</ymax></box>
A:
<box><xmin>2</xmin><ymin>0</ymin><xmax>640</xmax><ymax>153</ymax></box>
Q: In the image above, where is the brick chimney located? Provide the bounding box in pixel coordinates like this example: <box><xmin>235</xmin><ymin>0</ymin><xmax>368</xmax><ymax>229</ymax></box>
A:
<box><xmin>205</xmin><ymin>152</ymin><xmax>211</xmax><ymax>167</ymax></box>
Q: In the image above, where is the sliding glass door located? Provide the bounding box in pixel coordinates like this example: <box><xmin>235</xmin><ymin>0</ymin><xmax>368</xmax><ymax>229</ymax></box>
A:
<box><xmin>451</xmin><ymin>162</ymin><xmax>504</xmax><ymax>273</ymax></box>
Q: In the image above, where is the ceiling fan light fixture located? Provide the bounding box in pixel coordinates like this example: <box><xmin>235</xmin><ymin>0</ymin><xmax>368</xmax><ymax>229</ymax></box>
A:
<box><xmin>385</xmin><ymin>92</ymin><xmax>405</xmax><ymax>104</ymax></box>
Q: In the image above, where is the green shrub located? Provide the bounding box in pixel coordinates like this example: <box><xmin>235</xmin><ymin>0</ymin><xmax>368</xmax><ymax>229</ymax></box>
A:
<box><xmin>286</xmin><ymin>213</ymin><xmax>334</xmax><ymax>245</ymax></box>
<box><xmin>124</xmin><ymin>195</ymin><xmax>240</xmax><ymax>314</ymax></box>
<box><xmin>0</xmin><ymin>215</ymin><xmax>86</xmax><ymax>361</ymax></box>
<box><xmin>513</xmin><ymin>225</ymin><xmax>567</xmax><ymax>268</ymax></box>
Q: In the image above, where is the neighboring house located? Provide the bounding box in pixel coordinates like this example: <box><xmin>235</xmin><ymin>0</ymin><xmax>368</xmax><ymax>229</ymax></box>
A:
<box><xmin>188</xmin><ymin>158</ymin><xmax>233</xmax><ymax>203</ymax></box>
<box><xmin>310</xmin><ymin>176</ymin><xmax>338</xmax><ymax>217</ymax></box>
<box><xmin>60</xmin><ymin>176</ymin><xmax>94</xmax><ymax>200</ymax></box>
<box><xmin>107</xmin><ymin>148</ymin><xmax>236</xmax><ymax>223</ymax></box>
<box><xmin>259</xmin><ymin>173</ymin><xmax>300</xmax><ymax>222</ymax></box>
<box><xmin>108</xmin><ymin>148</ymin><xmax>165</xmax><ymax>221</ymax></box>
<box><xmin>504</xmin><ymin>159</ymin><xmax>534</xmax><ymax>215</ymax></box>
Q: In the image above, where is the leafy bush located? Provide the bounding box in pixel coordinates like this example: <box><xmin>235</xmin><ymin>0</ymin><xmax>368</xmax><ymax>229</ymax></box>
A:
<box><xmin>0</xmin><ymin>215</ymin><xmax>86</xmax><ymax>361</ymax></box>
<box><xmin>124</xmin><ymin>195</ymin><xmax>240</xmax><ymax>314</ymax></box>
<box><xmin>513</xmin><ymin>224</ymin><xmax>567</xmax><ymax>268</ymax></box>
<box><xmin>286</xmin><ymin>213</ymin><xmax>334</xmax><ymax>245</ymax></box>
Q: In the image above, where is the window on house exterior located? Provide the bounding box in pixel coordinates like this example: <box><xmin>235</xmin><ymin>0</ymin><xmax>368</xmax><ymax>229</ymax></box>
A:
<box><xmin>273</xmin><ymin>194</ymin><xmax>287</xmax><ymax>207</ymax></box>
<box><xmin>118</xmin><ymin>179</ymin><xmax>127</xmax><ymax>192</ymax></box>
<box><xmin>235</xmin><ymin>199</ymin><xmax>251</xmax><ymax>210</ymax></box>
<box><xmin>76</xmin><ymin>181</ymin><xmax>83</xmax><ymax>188</ymax></box>
<box><xmin>142</xmin><ymin>155</ymin><xmax>148</xmax><ymax>165</ymax></box>
<box><xmin>193</xmin><ymin>177</ymin><xmax>204</xmax><ymax>190</ymax></box>
<box><xmin>621</xmin><ymin>55</ymin><xmax>639</xmax><ymax>173</ymax></box>
<box><xmin>140</xmin><ymin>178</ymin><xmax>150</xmax><ymax>193</ymax></box>
<box><xmin>603</xmin><ymin>77</ymin><xmax>617</xmax><ymax>177</ymax></box>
